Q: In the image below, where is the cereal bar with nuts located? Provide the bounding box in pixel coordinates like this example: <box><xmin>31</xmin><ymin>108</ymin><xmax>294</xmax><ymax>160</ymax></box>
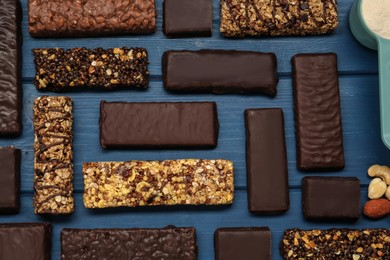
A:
<box><xmin>220</xmin><ymin>0</ymin><xmax>338</xmax><ymax>38</ymax></box>
<box><xmin>83</xmin><ymin>159</ymin><xmax>234</xmax><ymax>208</ymax></box>
<box><xmin>33</xmin><ymin>47</ymin><xmax>149</xmax><ymax>91</ymax></box>
<box><xmin>33</xmin><ymin>96</ymin><xmax>74</xmax><ymax>214</ymax></box>
<box><xmin>281</xmin><ymin>228</ymin><xmax>390</xmax><ymax>259</ymax></box>
<box><xmin>28</xmin><ymin>0</ymin><xmax>156</xmax><ymax>38</ymax></box>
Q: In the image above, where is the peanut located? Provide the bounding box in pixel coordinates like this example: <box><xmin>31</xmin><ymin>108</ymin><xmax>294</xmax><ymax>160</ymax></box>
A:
<box><xmin>363</xmin><ymin>199</ymin><xmax>390</xmax><ymax>219</ymax></box>
<box><xmin>368</xmin><ymin>178</ymin><xmax>387</xmax><ymax>199</ymax></box>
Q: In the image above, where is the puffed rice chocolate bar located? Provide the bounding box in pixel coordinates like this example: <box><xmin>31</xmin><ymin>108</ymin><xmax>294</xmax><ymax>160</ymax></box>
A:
<box><xmin>220</xmin><ymin>0</ymin><xmax>338</xmax><ymax>38</ymax></box>
<box><xmin>280</xmin><ymin>228</ymin><xmax>390</xmax><ymax>259</ymax></box>
<box><xmin>28</xmin><ymin>0</ymin><xmax>156</xmax><ymax>38</ymax></box>
<box><xmin>33</xmin><ymin>96</ymin><xmax>74</xmax><ymax>214</ymax></box>
<box><xmin>33</xmin><ymin>47</ymin><xmax>149</xmax><ymax>91</ymax></box>
<box><xmin>83</xmin><ymin>159</ymin><xmax>234</xmax><ymax>208</ymax></box>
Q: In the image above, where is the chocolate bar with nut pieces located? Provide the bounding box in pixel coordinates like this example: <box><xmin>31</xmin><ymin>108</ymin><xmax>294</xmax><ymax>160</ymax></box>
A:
<box><xmin>33</xmin><ymin>96</ymin><xmax>74</xmax><ymax>214</ymax></box>
<box><xmin>83</xmin><ymin>159</ymin><xmax>234</xmax><ymax>208</ymax></box>
<box><xmin>280</xmin><ymin>228</ymin><xmax>390</xmax><ymax>259</ymax></box>
<box><xmin>220</xmin><ymin>0</ymin><xmax>338</xmax><ymax>38</ymax></box>
<box><xmin>61</xmin><ymin>226</ymin><xmax>197</xmax><ymax>260</ymax></box>
<box><xmin>33</xmin><ymin>47</ymin><xmax>149</xmax><ymax>91</ymax></box>
<box><xmin>28</xmin><ymin>0</ymin><xmax>156</xmax><ymax>37</ymax></box>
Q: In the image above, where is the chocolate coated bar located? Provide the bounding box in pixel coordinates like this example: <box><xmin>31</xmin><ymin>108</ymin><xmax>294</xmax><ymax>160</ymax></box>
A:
<box><xmin>220</xmin><ymin>0</ymin><xmax>338</xmax><ymax>37</ymax></box>
<box><xmin>61</xmin><ymin>226</ymin><xmax>197</xmax><ymax>259</ymax></box>
<box><xmin>33</xmin><ymin>96</ymin><xmax>74</xmax><ymax>214</ymax></box>
<box><xmin>0</xmin><ymin>147</ymin><xmax>21</xmax><ymax>214</ymax></box>
<box><xmin>292</xmin><ymin>53</ymin><xmax>344</xmax><ymax>171</ymax></box>
<box><xmin>83</xmin><ymin>159</ymin><xmax>234</xmax><ymax>208</ymax></box>
<box><xmin>163</xmin><ymin>0</ymin><xmax>212</xmax><ymax>37</ymax></box>
<box><xmin>0</xmin><ymin>0</ymin><xmax>22</xmax><ymax>136</ymax></box>
<box><xmin>163</xmin><ymin>50</ymin><xmax>278</xmax><ymax>96</ymax></box>
<box><xmin>33</xmin><ymin>47</ymin><xmax>149</xmax><ymax>91</ymax></box>
<box><xmin>100</xmin><ymin>101</ymin><xmax>219</xmax><ymax>149</ymax></box>
<box><xmin>302</xmin><ymin>177</ymin><xmax>360</xmax><ymax>220</ymax></box>
<box><xmin>245</xmin><ymin>108</ymin><xmax>289</xmax><ymax>214</ymax></box>
<box><xmin>281</xmin><ymin>228</ymin><xmax>390</xmax><ymax>259</ymax></box>
<box><xmin>29</xmin><ymin>0</ymin><xmax>156</xmax><ymax>37</ymax></box>
<box><xmin>0</xmin><ymin>223</ymin><xmax>51</xmax><ymax>260</ymax></box>
<box><xmin>215</xmin><ymin>227</ymin><xmax>271</xmax><ymax>260</ymax></box>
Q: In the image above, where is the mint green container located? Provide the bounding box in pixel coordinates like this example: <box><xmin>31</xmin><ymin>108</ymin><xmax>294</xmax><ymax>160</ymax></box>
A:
<box><xmin>350</xmin><ymin>0</ymin><xmax>390</xmax><ymax>149</ymax></box>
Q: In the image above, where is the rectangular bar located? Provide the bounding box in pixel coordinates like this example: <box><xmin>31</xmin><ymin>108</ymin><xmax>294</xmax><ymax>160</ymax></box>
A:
<box><xmin>61</xmin><ymin>226</ymin><xmax>197</xmax><ymax>260</ymax></box>
<box><xmin>33</xmin><ymin>48</ymin><xmax>149</xmax><ymax>91</ymax></box>
<box><xmin>163</xmin><ymin>50</ymin><xmax>278</xmax><ymax>96</ymax></box>
<box><xmin>292</xmin><ymin>53</ymin><xmax>344</xmax><ymax>171</ymax></box>
<box><xmin>215</xmin><ymin>227</ymin><xmax>271</xmax><ymax>260</ymax></box>
<box><xmin>281</xmin><ymin>228</ymin><xmax>390</xmax><ymax>259</ymax></box>
<box><xmin>220</xmin><ymin>0</ymin><xmax>338</xmax><ymax>38</ymax></box>
<box><xmin>0</xmin><ymin>223</ymin><xmax>51</xmax><ymax>260</ymax></box>
<box><xmin>28</xmin><ymin>0</ymin><xmax>156</xmax><ymax>37</ymax></box>
<box><xmin>0</xmin><ymin>147</ymin><xmax>21</xmax><ymax>214</ymax></box>
<box><xmin>83</xmin><ymin>159</ymin><xmax>234</xmax><ymax>208</ymax></box>
<box><xmin>302</xmin><ymin>177</ymin><xmax>360</xmax><ymax>220</ymax></box>
<box><xmin>100</xmin><ymin>101</ymin><xmax>219</xmax><ymax>149</ymax></box>
<box><xmin>33</xmin><ymin>96</ymin><xmax>74</xmax><ymax>214</ymax></box>
<box><xmin>0</xmin><ymin>0</ymin><xmax>22</xmax><ymax>136</ymax></box>
<box><xmin>245</xmin><ymin>108</ymin><xmax>289</xmax><ymax>214</ymax></box>
<box><xmin>163</xmin><ymin>0</ymin><xmax>212</xmax><ymax>37</ymax></box>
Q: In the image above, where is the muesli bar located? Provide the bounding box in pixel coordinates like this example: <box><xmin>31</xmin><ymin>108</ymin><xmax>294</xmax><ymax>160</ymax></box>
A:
<box><xmin>33</xmin><ymin>96</ymin><xmax>74</xmax><ymax>214</ymax></box>
<box><xmin>83</xmin><ymin>159</ymin><xmax>234</xmax><ymax>208</ymax></box>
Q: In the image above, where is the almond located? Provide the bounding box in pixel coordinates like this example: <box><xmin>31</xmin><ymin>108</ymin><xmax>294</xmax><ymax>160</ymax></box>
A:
<box><xmin>363</xmin><ymin>199</ymin><xmax>390</xmax><ymax>219</ymax></box>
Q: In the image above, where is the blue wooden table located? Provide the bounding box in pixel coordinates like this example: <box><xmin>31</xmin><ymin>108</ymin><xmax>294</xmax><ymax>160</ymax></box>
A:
<box><xmin>1</xmin><ymin>0</ymin><xmax>390</xmax><ymax>259</ymax></box>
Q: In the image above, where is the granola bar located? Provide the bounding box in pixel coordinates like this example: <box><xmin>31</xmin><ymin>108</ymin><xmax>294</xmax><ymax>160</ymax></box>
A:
<box><xmin>83</xmin><ymin>159</ymin><xmax>234</xmax><ymax>208</ymax></box>
<box><xmin>33</xmin><ymin>47</ymin><xmax>149</xmax><ymax>91</ymax></box>
<box><xmin>280</xmin><ymin>228</ymin><xmax>390</xmax><ymax>259</ymax></box>
<box><xmin>220</xmin><ymin>0</ymin><xmax>338</xmax><ymax>38</ymax></box>
<box><xmin>33</xmin><ymin>96</ymin><xmax>74</xmax><ymax>214</ymax></box>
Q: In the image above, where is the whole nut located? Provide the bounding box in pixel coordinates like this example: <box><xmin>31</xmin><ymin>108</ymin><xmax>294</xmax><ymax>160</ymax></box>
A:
<box><xmin>368</xmin><ymin>178</ymin><xmax>387</xmax><ymax>199</ymax></box>
<box><xmin>386</xmin><ymin>186</ymin><xmax>390</xmax><ymax>200</ymax></box>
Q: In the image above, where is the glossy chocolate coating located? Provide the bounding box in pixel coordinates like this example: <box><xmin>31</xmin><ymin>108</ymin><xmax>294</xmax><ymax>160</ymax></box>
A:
<box><xmin>302</xmin><ymin>177</ymin><xmax>361</xmax><ymax>220</ymax></box>
<box><xmin>292</xmin><ymin>53</ymin><xmax>344</xmax><ymax>171</ymax></box>
<box><xmin>0</xmin><ymin>147</ymin><xmax>20</xmax><ymax>214</ymax></box>
<box><xmin>163</xmin><ymin>50</ymin><xmax>278</xmax><ymax>96</ymax></box>
<box><xmin>0</xmin><ymin>223</ymin><xmax>51</xmax><ymax>260</ymax></box>
<box><xmin>0</xmin><ymin>0</ymin><xmax>22</xmax><ymax>136</ymax></box>
<box><xmin>100</xmin><ymin>101</ymin><xmax>219</xmax><ymax>149</ymax></box>
<box><xmin>61</xmin><ymin>226</ymin><xmax>197</xmax><ymax>259</ymax></box>
<box><xmin>163</xmin><ymin>0</ymin><xmax>212</xmax><ymax>37</ymax></box>
<box><xmin>214</xmin><ymin>227</ymin><xmax>271</xmax><ymax>260</ymax></box>
<box><xmin>245</xmin><ymin>108</ymin><xmax>289</xmax><ymax>214</ymax></box>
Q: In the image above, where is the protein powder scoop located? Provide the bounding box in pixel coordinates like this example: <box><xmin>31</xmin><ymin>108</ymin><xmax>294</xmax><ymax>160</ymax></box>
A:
<box><xmin>350</xmin><ymin>0</ymin><xmax>390</xmax><ymax>149</ymax></box>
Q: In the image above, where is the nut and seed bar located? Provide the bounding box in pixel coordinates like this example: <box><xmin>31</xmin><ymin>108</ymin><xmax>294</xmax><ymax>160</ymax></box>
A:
<box><xmin>83</xmin><ymin>159</ymin><xmax>234</xmax><ymax>208</ymax></box>
<box><xmin>61</xmin><ymin>226</ymin><xmax>197</xmax><ymax>260</ymax></box>
<box><xmin>281</xmin><ymin>228</ymin><xmax>390</xmax><ymax>259</ymax></box>
<box><xmin>33</xmin><ymin>96</ymin><xmax>74</xmax><ymax>214</ymax></box>
<box><xmin>28</xmin><ymin>0</ymin><xmax>156</xmax><ymax>38</ymax></box>
<box><xmin>33</xmin><ymin>47</ymin><xmax>149</xmax><ymax>91</ymax></box>
<box><xmin>220</xmin><ymin>0</ymin><xmax>338</xmax><ymax>38</ymax></box>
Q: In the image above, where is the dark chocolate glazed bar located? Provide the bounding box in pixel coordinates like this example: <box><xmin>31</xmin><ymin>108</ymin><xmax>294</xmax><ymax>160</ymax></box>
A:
<box><xmin>61</xmin><ymin>226</ymin><xmax>197</xmax><ymax>260</ymax></box>
<box><xmin>245</xmin><ymin>109</ymin><xmax>289</xmax><ymax>214</ymax></box>
<box><xmin>33</xmin><ymin>47</ymin><xmax>149</xmax><ymax>91</ymax></box>
<box><xmin>281</xmin><ymin>228</ymin><xmax>390</xmax><ymax>259</ymax></box>
<box><xmin>0</xmin><ymin>0</ymin><xmax>22</xmax><ymax>136</ymax></box>
<box><xmin>0</xmin><ymin>223</ymin><xmax>51</xmax><ymax>260</ymax></box>
<box><xmin>28</xmin><ymin>0</ymin><xmax>156</xmax><ymax>37</ymax></box>
<box><xmin>215</xmin><ymin>227</ymin><xmax>271</xmax><ymax>260</ymax></box>
<box><xmin>163</xmin><ymin>50</ymin><xmax>278</xmax><ymax>96</ymax></box>
<box><xmin>100</xmin><ymin>101</ymin><xmax>219</xmax><ymax>149</ymax></box>
<box><xmin>302</xmin><ymin>177</ymin><xmax>360</xmax><ymax>220</ymax></box>
<box><xmin>292</xmin><ymin>53</ymin><xmax>344</xmax><ymax>171</ymax></box>
<box><xmin>220</xmin><ymin>0</ymin><xmax>338</xmax><ymax>37</ymax></box>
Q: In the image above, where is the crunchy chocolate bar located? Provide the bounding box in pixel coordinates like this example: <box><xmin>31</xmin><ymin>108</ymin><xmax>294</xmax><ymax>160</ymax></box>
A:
<box><xmin>220</xmin><ymin>0</ymin><xmax>338</xmax><ymax>38</ymax></box>
<box><xmin>83</xmin><ymin>159</ymin><xmax>234</xmax><ymax>208</ymax></box>
<box><xmin>33</xmin><ymin>96</ymin><xmax>74</xmax><ymax>214</ymax></box>
<box><xmin>281</xmin><ymin>228</ymin><xmax>390</xmax><ymax>259</ymax></box>
<box><xmin>33</xmin><ymin>47</ymin><xmax>149</xmax><ymax>91</ymax></box>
